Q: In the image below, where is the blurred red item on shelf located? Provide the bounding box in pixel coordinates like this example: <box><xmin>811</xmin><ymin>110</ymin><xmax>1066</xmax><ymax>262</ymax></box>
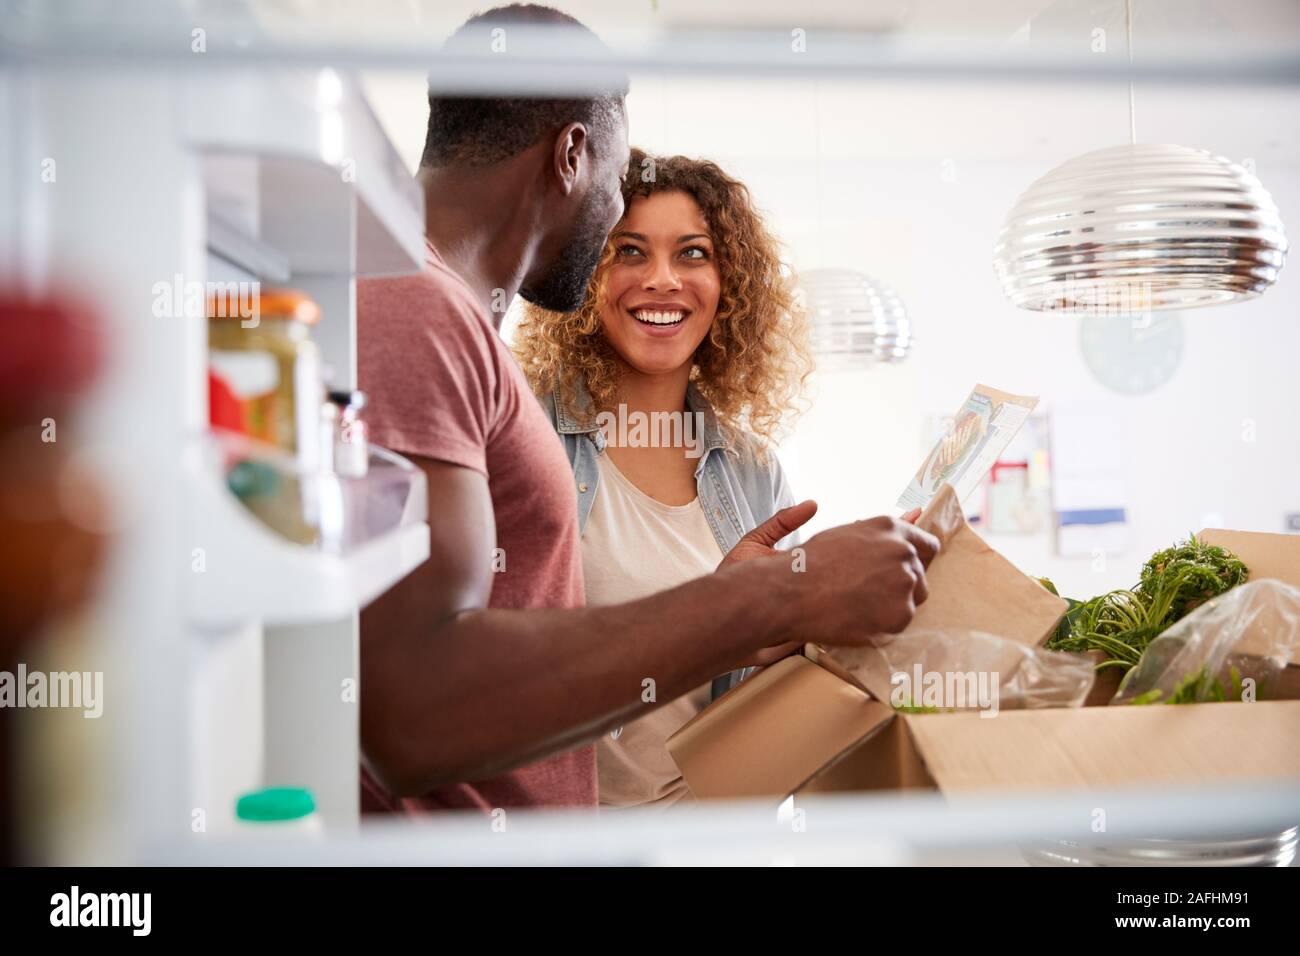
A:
<box><xmin>0</xmin><ymin>291</ymin><xmax>105</xmax><ymax>412</ymax></box>
<box><xmin>0</xmin><ymin>289</ymin><xmax>109</xmax><ymax>649</ymax></box>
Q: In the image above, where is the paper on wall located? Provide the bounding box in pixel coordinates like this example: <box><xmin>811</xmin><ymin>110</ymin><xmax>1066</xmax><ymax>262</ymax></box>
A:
<box><xmin>1050</xmin><ymin>402</ymin><xmax>1128</xmax><ymax>556</ymax></box>
<box><xmin>897</xmin><ymin>384</ymin><xmax>1038</xmax><ymax>511</ymax></box>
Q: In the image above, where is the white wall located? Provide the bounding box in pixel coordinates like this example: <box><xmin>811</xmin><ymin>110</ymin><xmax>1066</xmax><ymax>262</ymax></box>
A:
<box><xmin>365</xmin><ymin>70</ymin><xmax>1300</xmax><ymax>598</ymax></box>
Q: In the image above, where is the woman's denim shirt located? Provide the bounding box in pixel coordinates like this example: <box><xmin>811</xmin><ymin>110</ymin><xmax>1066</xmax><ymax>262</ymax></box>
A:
<box><xmin>540</xmin><ymin>379</ymin><xmax>800</xmax><ymax>698</ymax></box>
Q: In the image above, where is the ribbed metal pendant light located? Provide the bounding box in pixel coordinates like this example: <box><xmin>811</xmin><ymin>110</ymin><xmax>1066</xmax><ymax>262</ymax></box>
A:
<box><xmin>800</xmin><ymin>269</ymin><xmax>912</xmax><ymax>367</ymax></box>
<box><xmin>994</xmin><ymin>0</ymin><xmax>1287</xmax><ymax>313</ymax></box>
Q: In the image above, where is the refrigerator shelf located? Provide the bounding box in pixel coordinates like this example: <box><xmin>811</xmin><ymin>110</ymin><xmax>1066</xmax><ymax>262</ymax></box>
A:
<box><xmin>188</xmin><ymin>431</ymin><xmax>429</xmax><ymax>628</ymax></box>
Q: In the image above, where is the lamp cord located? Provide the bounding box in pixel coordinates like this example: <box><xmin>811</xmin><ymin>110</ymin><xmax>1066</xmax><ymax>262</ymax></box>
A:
<box><xmin>1126</xmin><ymin>0</ymin><xmax>1137</xmax><ymax>145</ymax></box>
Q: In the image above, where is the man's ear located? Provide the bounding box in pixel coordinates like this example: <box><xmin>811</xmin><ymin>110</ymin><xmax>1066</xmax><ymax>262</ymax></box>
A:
<box><xmin>552</xmin><ymin>121</ymin><xmax>589</xmax><ymax>197</ymax></box>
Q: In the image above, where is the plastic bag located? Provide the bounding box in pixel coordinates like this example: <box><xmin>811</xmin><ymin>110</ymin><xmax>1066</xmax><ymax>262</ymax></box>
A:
<box><xmin>829</xmin><ymin>628</ymin><xmax>1095</xmax><ymax>714</ymax></box>
<box><xmin>1113</xmin><ymin>579</ymin><xmax>1300</xmax><ymax>705</ymax></box>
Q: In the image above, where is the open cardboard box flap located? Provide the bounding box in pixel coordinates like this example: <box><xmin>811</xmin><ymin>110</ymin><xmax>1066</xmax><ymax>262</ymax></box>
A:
<box><xmin>667</xmin><ymin>654</ymin><xmax>894</xmax><ymax>801</ymax></box>
<box><xmin>1200</xmin><ymin>528</ymin><xmax>1300</xmax><ymax>592</ymax></box>
<box><xmin>668</xmin><ymin>656</ymin><xmax>1300</xmax><ymax>800</ymax></box>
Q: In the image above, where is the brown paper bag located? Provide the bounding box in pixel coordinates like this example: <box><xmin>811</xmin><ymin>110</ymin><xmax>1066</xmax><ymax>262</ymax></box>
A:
<box><xmin>828</xmin><ymin>483</ymin><xmax>1068</xmax><ymax>701</ymax></box>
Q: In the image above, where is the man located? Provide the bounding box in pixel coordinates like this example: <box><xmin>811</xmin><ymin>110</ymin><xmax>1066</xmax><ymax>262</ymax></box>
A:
<box><xmin>357</xmin><ymin>5</ymin><xmax>938</xmax><ymax>813</ymax></box>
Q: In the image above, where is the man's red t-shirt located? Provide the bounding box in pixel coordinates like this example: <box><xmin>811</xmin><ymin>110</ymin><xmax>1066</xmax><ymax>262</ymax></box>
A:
<box><xmin>356</xmin><ymin>240</ymin><xmax>595</xmax><ymax>813</ymax></box>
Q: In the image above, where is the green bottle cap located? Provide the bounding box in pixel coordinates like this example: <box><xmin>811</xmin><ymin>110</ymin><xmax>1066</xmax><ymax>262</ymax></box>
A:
<box><xmin>236</xmin><ymin>787</ymin><xmax>316</xmax><ymax>823</ymax></box>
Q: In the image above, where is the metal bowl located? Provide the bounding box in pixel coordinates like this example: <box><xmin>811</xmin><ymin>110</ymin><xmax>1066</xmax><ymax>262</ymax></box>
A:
<box><xmin>1022</xmin><ymin>827</ymin><xmax>1298</xmax><ymax>867</ymax></box>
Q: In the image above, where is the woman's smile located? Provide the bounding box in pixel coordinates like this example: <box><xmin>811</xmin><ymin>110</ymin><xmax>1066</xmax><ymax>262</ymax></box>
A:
<box><xmin>627</xmin><ymin>303</ymin><xmax>692</xmax><ymax>335</ymax></box>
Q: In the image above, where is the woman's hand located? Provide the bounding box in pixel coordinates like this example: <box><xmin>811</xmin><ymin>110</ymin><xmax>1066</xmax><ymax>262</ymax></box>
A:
<box><xmin>719</xmin><ymin>501</ymin><xmax>921</xmax><ymax>570</ymax></box>
<box><xmin>718</xmin><ymin>502</ymin><xmax>818</xmax><ymax>668</ymax></box>
<box><xmin>717</xmin><ymin>500</ymin><xmax>819</xmax><ymax>569</ymax></box>
<box><xmin>717</xmin><ymin>502</ymin><xmax>941</xmax><ymax>658</ymax></box>
<box><xmin>739</xmin><ymin>639</ymin><xmax>804</xmax><ymax>668</ymax></box>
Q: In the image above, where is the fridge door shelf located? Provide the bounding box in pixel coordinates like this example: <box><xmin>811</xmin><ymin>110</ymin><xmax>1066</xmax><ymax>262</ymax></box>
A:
<box><xmin>190</xmin><ymin>70</ymin><xmax>425</xmax><ymax>278</ymax></box>
<box><xmin>188</xmin><ymin>431</ymin><xmax>429</xmax><ymax>627</ymax></box>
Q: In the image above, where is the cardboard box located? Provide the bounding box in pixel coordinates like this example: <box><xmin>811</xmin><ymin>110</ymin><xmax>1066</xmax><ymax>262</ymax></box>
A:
<box><xmin>668</xmin><ymin>654</ymin><xmax>1300</xmax><ymax>801</ymax></box>
<box><xmin>666</xmin><ymin>519</ymin><xmax>1300</xmax><ymax>802</ymax></box>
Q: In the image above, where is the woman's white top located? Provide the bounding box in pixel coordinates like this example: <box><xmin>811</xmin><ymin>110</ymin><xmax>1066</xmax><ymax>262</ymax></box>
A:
<box><xmin>581</xmin><ymin>452</ymin><xmax>724</xmax><ymax>808</ymax></box>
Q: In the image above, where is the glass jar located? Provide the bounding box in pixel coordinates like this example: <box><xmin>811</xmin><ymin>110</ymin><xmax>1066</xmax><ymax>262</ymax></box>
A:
<box><xmin>208</xmin><ymin>288</ymin><xmax>324</xmax><ymax>470</ymax></box>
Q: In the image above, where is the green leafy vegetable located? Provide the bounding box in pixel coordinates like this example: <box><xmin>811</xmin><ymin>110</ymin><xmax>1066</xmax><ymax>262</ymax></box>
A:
<box><xmin>1139</xmin><ymin>535</ymin><xmax>1248</xmax><ymax>620</ymax></box>
<box><xmin>892</xmin><ymin>696</ymin><xmax>943</xmax><ymax>715</ymax></box>
<box><xmin>1126</xmin><ymin>665</ymin><xmax>1245</xmax><ymax>706</ymax></box>
<box><xmin>1042</xmin><ymin>534</ymin><xmax>1249</xmax><ymax>677</ymax></box>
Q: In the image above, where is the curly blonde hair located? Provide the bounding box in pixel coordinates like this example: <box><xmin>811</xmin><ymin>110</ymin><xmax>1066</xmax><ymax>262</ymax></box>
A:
<box><xmin>514</xmin><ymin>148</ymin><xmax>811</xmax><ymax>453</ymax></box>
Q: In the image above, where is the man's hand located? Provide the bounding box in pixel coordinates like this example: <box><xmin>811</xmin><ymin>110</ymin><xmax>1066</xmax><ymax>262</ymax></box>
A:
<box><xmin>786</xmin><ymin>516</ymin><xmax>941</xmax><ymax>647</ymax></box>
<box><xmin>719</xmin><ymin>500</ymin><xmax>941</xmax><ymax>648</ymax></box>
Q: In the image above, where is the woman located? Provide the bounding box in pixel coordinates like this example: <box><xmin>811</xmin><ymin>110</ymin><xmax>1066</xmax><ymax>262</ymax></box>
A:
<box><xmin>514</xmin><ymin>149</ymin><xmax>813</xmax><ymax>809</ymax></box>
